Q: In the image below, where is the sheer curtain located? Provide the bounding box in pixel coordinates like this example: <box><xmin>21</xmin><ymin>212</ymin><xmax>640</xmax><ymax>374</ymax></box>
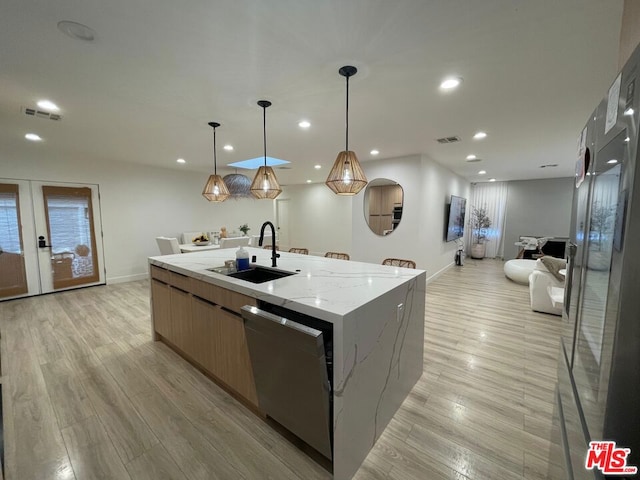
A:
<box><xmin>467</xmin><ymin>182</ymin><xmax>509</xmax><ymax>258</ymax></box>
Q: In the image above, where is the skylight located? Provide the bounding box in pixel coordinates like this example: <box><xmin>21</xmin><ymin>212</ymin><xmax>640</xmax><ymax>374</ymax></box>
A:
<box><xmin>228</xmin><ymin>156</ymin><xmax>290</xmax><ymax>169</ymax></box>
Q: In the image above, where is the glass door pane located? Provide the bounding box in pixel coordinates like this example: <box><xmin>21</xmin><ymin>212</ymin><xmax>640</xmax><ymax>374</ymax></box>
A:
<box><xmin>572</xmin><ymin>129</ymin><xmax>626</xmax><ymax>440</ymax></box>
<box><xmin>42</xmin><ymin>186</ymin><xmax>100</xmax><ymax>289</ymax></box>
<box><xmin>0</xmin><ymin>183</ymin><xmax>28</xmax><ymax>298</ymax></box>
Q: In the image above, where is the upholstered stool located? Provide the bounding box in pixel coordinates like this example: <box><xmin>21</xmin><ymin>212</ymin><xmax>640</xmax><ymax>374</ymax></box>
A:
<box><xmin>504</xmin><ymin>259</ymin><xmax>537</xmax><ymax>285</ymax></box>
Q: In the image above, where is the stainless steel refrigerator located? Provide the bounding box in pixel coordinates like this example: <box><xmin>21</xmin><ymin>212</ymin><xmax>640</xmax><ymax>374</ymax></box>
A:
<box><xmin>556</xmin><ymin>43</ymin><xmax>640</xmax><ymax>479</ymax></box>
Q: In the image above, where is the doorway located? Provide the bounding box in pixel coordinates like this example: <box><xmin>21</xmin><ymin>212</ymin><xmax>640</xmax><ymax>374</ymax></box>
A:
<box><xmin>0</xmin><ymin>179</ymin><xmax>105</xmax><ymax>300</ymax></box>
<box><xmin>276</xmin><ymin>199</ymin><xmax>290</xmax><ymax>251</ymax></box>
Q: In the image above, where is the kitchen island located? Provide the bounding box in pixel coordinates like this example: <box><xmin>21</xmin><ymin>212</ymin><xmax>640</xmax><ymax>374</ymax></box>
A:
<box><xmin>149</xmin><ymin>247</ymin><xmax>425</xmax><ymax>480</ymax></box>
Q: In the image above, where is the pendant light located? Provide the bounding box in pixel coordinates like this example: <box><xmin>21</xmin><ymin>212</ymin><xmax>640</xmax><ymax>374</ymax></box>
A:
<box><xmin>202</xmin><ymin>122</ymin><xmax>231</xmax><ymax>202</ymax></box>
<box><xmin>250</xmin><ymin>100</ymin><xmax>282</xmax><ymax>199</ymax></box>
<box><xmin>223</xmin><ymin>169</ymin><xmax>252</xmax><ymax>198</ymax></box>
<box><xmin>325</xmin><ymin>65</ymin><xmax>368</xmax><ymax>195</ymax></box>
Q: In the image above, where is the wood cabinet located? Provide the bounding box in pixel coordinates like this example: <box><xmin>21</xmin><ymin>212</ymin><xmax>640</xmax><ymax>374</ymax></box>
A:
<box><xmin>151</xmin><ymin>279</ymin><xmax>171</xmax><ymax>338</ymax></box>
<box><xmin>368</xmin><ymin>185</ymin><xmax>402</xmax><ymax>235</ymax></box>
<box><xmin>150</xmin><ymin>265</ymin><xmax>258</xmax><ymax>407</ymax></box>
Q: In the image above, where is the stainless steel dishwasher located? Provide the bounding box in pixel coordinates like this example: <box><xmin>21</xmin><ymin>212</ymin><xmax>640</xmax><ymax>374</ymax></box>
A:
<box><xmin>241</xmin><ymin>305</ymin><xmax>333</xmax><ymax>460</ymax></box>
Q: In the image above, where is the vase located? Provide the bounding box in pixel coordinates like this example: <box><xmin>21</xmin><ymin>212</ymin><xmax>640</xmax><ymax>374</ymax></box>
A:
<box><xmin>471</xmin><ymin>243</ymin><xmax>486</xmax><ymax>259</ymax></box>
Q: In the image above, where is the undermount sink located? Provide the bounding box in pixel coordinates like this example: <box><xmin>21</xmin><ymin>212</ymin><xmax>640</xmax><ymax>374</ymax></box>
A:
<box><xmin>208</xmin><ymin>265</ymin><xmax>297</xmax><ymax>284</ymax></box>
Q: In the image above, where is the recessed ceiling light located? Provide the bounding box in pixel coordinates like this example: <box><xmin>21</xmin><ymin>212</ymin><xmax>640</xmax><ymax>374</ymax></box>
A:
<box><xmin>25</xmin><ymin>133</ymin><xmax>42</xmax><ymax>141</ymax></box>
<box><xmin>607</xmin><ymin>159</ymin><xmax>618</xmax><ymax>164</ymax></box>
<box><xmin>57</xmin><ymin>21</ymin><xmax>96</xmax><ymax>42</ymax></box>
<box><xmin>478</xmin><ymin>170</ymin><xmax>486</xmax><ymax>175</ymax></box>
<box><xmin>176</xmin><ymin>158</ymin><xmax>186</xmax><ymax>164</ymax></box>
<box><xmin>314</xmin><ymin>164</ymin><xmax>321</xmax><ymax>169</ymax></box>
<box><xmin>489</xmin><ymin>178</ymin><xmax>496</xmax><ymax>182</ymax></box>
<box><xmin>306</xmin><ymin>179</ymin><xmax>312</xmax><ymax>183</ymax></box>
<box><xmin>624</xmin><ymin>107</ymin><xmax>634</xmax><ymax>116</ymax></box>
<box><xmin>440</xmin><ymin>77</ymin><xmax>462</xmax><ymax>90</ymax></box>
<box><xmin>466</xmin><ymin>154</ymin><xmax>476</xmax><ymax>160</ymax></box>
<box><xmin>298</xmin><ymin>120</ymin><xmax>311</xmax><ymax>129</ymax></box>
<box><xmin>223</xmin><ymin>145</ymin><xmax>234</xmax><ymax>151</ymax></box>
<box><xmin>370</xmin><ymin>149</ymin><xmax>379</xmax><ymax>155</ymax></box>
<box><xmin>37</xmin><ymin>100</ymin><xmax>59</xmax><ymax>111</ymax></box>
<box><xmin>473</xmin><ymin>131</ymin><xmax>487</xmax><ymax>140</ymax></box>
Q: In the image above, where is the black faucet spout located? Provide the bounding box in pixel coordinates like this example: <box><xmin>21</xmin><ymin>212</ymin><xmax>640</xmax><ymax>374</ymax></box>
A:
<box><xmin>259</xmin><ymin>221</ymin><xmax>280</xmax><ymax>267</ymax></box>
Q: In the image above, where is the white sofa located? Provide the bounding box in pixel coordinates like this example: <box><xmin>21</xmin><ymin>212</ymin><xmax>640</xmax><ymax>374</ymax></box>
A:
<box><xmin>529</xmin><ymin>258</ymin><xmax>565</xmax><ymax>316</ymax></box>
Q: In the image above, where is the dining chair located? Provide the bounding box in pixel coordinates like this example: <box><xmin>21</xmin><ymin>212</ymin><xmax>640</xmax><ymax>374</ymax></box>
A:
<box><xmin>156</xmin><ymin>237</ymin><xmax>181</xmax><ymax>255</ymax></box>
<box><xmin>382</xmin><ymin>258</ymin><xmax>416</xmax><ymax>269</ymax></box>
<box><xmin>219</xmin><ymin>237</ymin><xmax>251</xmax><ymax>249</ymax></box>
<box><xmin>325</xmin><ymin>252</ymin><xmax>350</xmax><ymax>260</ymax></box>
<box><xmin>263</xmin><ymin>245</ymin><xmax>279</xmax><ymax>251</ymax></box>
<box><xmin>288</xmin><ymin>248</ymin><xmax>309</xmax><ymax>255</ymax></box>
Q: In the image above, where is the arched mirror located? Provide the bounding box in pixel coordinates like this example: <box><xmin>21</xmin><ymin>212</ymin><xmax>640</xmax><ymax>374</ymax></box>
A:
<box><xmin>363</xmin><ymin>178</ymin><xmax>404</xmax><ymax>236</ymax></box>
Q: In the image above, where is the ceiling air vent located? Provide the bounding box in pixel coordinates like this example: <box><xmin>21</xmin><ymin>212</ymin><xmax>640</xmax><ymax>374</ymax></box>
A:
<box><xmin>539</xmin><ymin>164</ymin><xmax>558</xmax><ymax>168</ymax></box>
<box><xmin>436</xmin><ymin>136</ymin><xmax>460</xmax><ymax>144</ymax></box>
<box><xmin>22</xmin><ymin>107</ymin><xmax>63</xmax><ymax>121</ymax></box>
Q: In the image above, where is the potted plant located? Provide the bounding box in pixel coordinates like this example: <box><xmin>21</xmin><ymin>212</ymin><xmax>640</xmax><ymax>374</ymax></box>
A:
<box><xmin>239</xmin><ymin>223</ymin><xmax>251</xmax><ymax>236</ymax></box>
<box><xmin>470</xmin><ymin>206</ymin><xmax>492</xmax><ymax>259</ymax></box>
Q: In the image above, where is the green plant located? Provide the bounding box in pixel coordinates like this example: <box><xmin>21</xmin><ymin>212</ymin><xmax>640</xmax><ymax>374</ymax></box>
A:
<box><xmin>470</xmin><ymin>206</ymin><xmax>492</xmax><ymax>244</ymax></box>
<box><xmin>239</xmin><ymin>223</ymin><xmax>250</xmax><ymax>235</ymax></box>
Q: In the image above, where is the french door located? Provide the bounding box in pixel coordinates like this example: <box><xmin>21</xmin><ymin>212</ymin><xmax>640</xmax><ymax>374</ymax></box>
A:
<box><xmin>0</xmin><ymin>179</ymin><xmax>105</xmax><ymax>300</ymax></box>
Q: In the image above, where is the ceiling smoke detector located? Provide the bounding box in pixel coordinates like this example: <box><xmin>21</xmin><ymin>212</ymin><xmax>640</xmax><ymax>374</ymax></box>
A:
<box><xmin>23</xmin><ymin>107</ymin><xmax>62</xmax><ymax>121</ymax></box>
<box><xmin>436</xmin><ymin>136</ymin><xmax>461</xmax><ymax>144</ymax></box>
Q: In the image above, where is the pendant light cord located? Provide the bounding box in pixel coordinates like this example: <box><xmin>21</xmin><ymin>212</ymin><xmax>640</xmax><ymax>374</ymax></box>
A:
<box><xmin>213</xmin><ymin>126</ymin><xmax>217</xmax><ymax>176</ymax></box>
<box><xmin>345</xmin><ymin>74</ymin><xmax>349</xmax><ymax>153</ymax></box>
<box><xmin>263</xmin><ymin>105</ymin><xmax>267</xmax><ymax>167</ymax></box>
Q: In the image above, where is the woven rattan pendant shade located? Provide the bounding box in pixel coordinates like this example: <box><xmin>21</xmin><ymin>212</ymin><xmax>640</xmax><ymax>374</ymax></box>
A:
<box><xmin>249</xmin><ymin>166</ymin><xmax>282</xmax><ymax>199</ymax></box>
<box><xmin>325</xmin><ymin>66</ymin><xmax>367</xmax><ymax>196</ymax></box>
<box><xmin>202</xmin><ymin>174</ymin><xmax>231</xmax><ymax>201</ymax></box>
<box><xmin>250</xmin><ymin>100</ymin><xmax>282</xmax><ymax>199</ymax></box>
<box><xmin>202</xmin><ymin>122</ymin><xmax>230</xmax><ymax>202</ymax></box>
<box><xmin>325</xmin><ymin>151</ymin><xmax>367</xmax><ymax>195</ymax></box>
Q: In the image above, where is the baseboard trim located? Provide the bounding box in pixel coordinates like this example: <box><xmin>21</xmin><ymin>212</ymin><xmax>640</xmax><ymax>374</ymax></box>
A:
<box><xmin>426</xmin><ymin>262</ymin><xmax>455</xmax><ymax>284</ymax></box>
<box><xmin>107</xmin><ymin>273</ymin><xmax>148</xmax><ymax>284</ymax></box>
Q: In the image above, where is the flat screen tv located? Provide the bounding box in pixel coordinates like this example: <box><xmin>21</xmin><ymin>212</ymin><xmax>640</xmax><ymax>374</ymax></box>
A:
<box><xmin>445</xmin><ymin>195</ymin><xmax>466</xmax><ymax>242</ymax></box>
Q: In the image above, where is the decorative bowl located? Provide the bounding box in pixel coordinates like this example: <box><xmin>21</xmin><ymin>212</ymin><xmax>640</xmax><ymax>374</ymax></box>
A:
<box><xmin>193</xmin><ymin>241</ymin><xmax>210</xmax><ymax>246</ymax></box>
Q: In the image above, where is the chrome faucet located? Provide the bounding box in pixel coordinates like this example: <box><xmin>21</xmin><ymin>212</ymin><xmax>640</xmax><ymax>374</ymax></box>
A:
<box><xmin>259</xmin><ymin>221</ymin><xmax>280</xmax><ymax>267</ymax></box>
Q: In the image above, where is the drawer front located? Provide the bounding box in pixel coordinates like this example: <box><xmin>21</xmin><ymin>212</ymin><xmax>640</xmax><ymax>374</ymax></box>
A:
<box><xmin>150</xmin><ymin>265</ymin><xmax>170</xmax><ymax>283</ymax></box>
<box><xmin>191</xmin><ymin>280</ymin><xmax>256</xmax><ymax>313</ymax></box>
<box><xmin>169</xmin><ymin>271</ymin><xmax>192</xmax><ymax>291</ymax></box>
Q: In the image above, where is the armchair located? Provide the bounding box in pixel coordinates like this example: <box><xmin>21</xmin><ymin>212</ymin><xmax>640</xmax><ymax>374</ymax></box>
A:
<box><xmin>529</xmin><ymin>258</ymin><xmax>565</xmax><ymax>316</ymax></box>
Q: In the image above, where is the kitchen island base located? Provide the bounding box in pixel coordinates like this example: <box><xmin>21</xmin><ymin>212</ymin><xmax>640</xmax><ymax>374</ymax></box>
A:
<box><xmin>150</xmin><ymin>249</ymin><xmax>426</xmax><ymax>479</ymax></box>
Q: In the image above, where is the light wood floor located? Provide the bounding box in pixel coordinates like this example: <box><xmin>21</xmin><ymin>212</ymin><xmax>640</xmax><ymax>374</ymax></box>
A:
<box><xmin>0</xmin><ymin>259</ymin><xmax>563</xmax><ymax>479</ymax></box>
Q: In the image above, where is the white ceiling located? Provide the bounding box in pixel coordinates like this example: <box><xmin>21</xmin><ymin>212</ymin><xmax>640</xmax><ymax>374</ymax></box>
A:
<box><xmin>0</xmin><ymin>0</ymin><xmax>624</xmax><ymax>186</ymax></box>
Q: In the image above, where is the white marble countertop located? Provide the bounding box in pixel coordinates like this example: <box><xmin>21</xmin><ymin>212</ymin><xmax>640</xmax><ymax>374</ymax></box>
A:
<box><xmin>149</xmin><ymin>247</ymin><xmax>425</xmax><ymax>323</ymax></box>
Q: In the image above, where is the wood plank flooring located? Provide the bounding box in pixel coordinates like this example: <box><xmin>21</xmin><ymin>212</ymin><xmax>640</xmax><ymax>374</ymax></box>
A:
<box><xmin>0</xmin><ymin>260</ymin><xmax>563</xmax><ymax>479</ymax></box>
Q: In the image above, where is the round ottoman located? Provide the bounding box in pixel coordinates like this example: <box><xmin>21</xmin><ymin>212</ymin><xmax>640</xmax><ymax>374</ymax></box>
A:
<box><xmin>504</xmin><ymin>259</ymin><xmax>537</xmax><ymax>285</ymax></box>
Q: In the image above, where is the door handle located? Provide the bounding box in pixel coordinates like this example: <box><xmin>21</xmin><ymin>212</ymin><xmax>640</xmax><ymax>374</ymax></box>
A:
<box><xmin>38</xmin><ymin>235</ymin><xmax>52</xmax><ymax>248</ymax></box>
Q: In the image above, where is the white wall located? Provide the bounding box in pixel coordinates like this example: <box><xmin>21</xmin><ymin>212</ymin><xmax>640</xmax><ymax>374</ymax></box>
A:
<box><xmin>502</xmin><ymin>177</ymin><xmax>573</xmax><ymax>259</ymax></box>
<box><xmin>0</xmin><ymin>150</ymin><xmax>275</xmax><ymax>283</ymax></box>
<box><xmin>278</xmin><ymin>183</ymin><xmax>352</xmax><ymax>255</ymax></box>
<box><xmin>351</xmin><ymin>154</ymin><xmax>471</xmax><ymax>279</ymax></box>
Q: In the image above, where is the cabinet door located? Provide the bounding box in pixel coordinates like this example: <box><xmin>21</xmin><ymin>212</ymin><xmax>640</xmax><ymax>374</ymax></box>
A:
<box><xmin>368</xmin><ymin>187</ymin><xmax>382</xmax><ymax>215</ymax></box>
<box><xmin>191</xmin><ymin>296</ymin><xmax>215</xmax><ymax>370</ymax></box>
<box><xmin>393</xmin><ymin>185</ymin><xmax>403</xmax><ymax>205</ymax></box>
<box><xmin>380</xmin><ymin>186</ymin><xmax>395</xmax><ymax>214</ymax></box>
<box><xmin>381</xmin><ymin>214</ymin><xmax>393</xmax><ymax>232</ymax></box>
<box><xmin>213</xmin><ymin>307</ymin><xmax>258</xmax><ymax>406</ymax></box>
<box><xmin>369</xmin><ymin>215</ymin><xmax>382</xmax><ymax>235</ymax></box>
<box><xmin>170</xmin><ymin>287</ymin><xmax>192</xmax><ymax>352</ymax></box>
<box><xmin>151</xmin><ymin>279</ymin><xmax>171</xmax><ymax>339</ymax></box>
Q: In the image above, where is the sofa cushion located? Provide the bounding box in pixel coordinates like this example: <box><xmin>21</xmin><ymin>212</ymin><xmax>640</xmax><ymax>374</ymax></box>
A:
<box><xmin>539</xmin><ymin>256</ymin><xmax>566</xmax><ymax>281</ymax></box>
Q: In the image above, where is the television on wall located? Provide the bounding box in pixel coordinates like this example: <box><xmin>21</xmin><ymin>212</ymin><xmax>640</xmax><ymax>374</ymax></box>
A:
<box><xmin>445</xmin><ymin>195</ymin><xmax>466</xmax><ymax>242</ymax></box>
